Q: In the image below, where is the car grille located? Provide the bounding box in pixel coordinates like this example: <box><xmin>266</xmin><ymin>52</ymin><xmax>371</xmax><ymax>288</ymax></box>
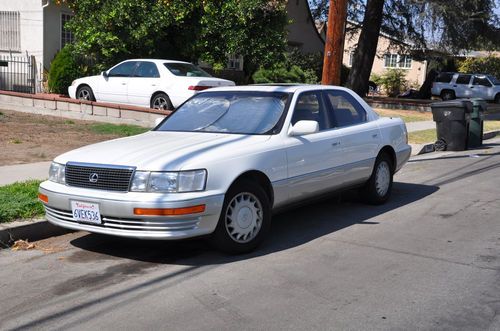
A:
<box><xmin>45</xmin><ymin>206</ymin><xmax>199</xmax><ymax>232</ymax></box>
<box><xmin>65</xmin><ymin>162</ymin><xmax>135</xmax><ymax>192</ymax></box>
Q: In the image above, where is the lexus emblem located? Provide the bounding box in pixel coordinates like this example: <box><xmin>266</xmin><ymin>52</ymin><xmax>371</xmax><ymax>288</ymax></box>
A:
<box><xmin>89</xmin><ymin>173</ymin><xmax>99</xmax><ymax>183</ymax></box>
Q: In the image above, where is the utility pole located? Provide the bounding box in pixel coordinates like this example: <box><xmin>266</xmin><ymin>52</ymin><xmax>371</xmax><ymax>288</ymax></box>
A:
<box><xmin>321</xmin><ymin>0</ymin><xmax>348</xmax><ymax>86</ymax></box>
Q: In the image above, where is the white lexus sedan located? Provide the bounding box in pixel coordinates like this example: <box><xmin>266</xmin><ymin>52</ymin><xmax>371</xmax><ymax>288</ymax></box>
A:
<box><xmin>39</xmin><ymin>85</ymin><xmax>411</xmax><ymax>253</ymax></box>
<box><xmin>68</xmin><ymin>59</ymin><xmax>235</xmax><ymax>109</ymax></box>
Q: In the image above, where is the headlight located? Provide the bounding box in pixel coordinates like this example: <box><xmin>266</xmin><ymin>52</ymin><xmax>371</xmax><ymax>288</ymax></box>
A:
<box><xmin>130</xmin><ymin>170</ymin><xmax>206</xmax><ymax>193</ymax></box>
<box><xmin>48</xmin><ymin>162</ymin><xmax>66</xmax><ymax>184</ymax></box>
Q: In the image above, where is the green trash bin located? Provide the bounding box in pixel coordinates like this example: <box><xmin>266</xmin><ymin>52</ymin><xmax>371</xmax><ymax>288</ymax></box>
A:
<box><xmin>469</xmin><ymin>98</ymin><xmax>486</xmax><ymax>148</ymax></box>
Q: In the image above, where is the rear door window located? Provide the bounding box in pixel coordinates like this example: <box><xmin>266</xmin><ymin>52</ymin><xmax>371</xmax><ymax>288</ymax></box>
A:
<box><xmin>456</xmin><ymin>74</ymin><xmax>472</xmax><ymax>85</ymax></box>
<box><xmin>324</xmin><ymin>90</ymin><xmax>367</xmax><ymax>128</ymax></box>
<box><xmin>472</xmin><ymin>76</ymin><xmax>492</xmax><ymax>87</ymax></box>
<box><xmin>134</xmin><ymin>62</ymin><xmax>160</xmax><ymax>78</ymax></box>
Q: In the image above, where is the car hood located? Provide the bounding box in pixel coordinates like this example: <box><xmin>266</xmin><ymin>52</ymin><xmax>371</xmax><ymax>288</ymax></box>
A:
<box><xmin>54</xmin><ymin>131</ymin><xmax>270</xmax><ymax>171</ymax></box>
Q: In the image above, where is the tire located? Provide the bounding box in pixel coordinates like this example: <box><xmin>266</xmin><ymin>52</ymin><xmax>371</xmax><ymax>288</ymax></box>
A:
<box><xmin>76</xmin><ymin>85</ymin><xmax>95</xmax><ymax>101</ymax></box>
<box><xmin>495</xmin><ymin>94</ymin><xmax>500</xmax><ymax>104</ymax></box>
<box><xmin>151</xmin><ymin>93</ymin><xmax>173</xmax><ymax>110</ymax></box>
<box><xmin>441</xmin><ymin>90</ymin><xmax>455</xmax><ymax>101</ymax></box>
<box><xmin>361</xmin><ymin>153</ymin><xmax>393</xmax><ymax>205</ymax></box>
<box><xmin>210</xmin><ymin>179</ymin><xmax>271</xmax><ymax>254</ymax></box>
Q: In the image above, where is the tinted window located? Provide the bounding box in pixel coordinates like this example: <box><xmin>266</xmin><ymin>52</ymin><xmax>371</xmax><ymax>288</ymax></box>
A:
<box><xmin>473</xmin><ymin>76</ymin><xmax>492</xmax><ymax>87</ymax></box>
<box><xmin>108</xmin><ymin>61</ymin><xmax>137</xmax><ymax>77</ymax></box>
<box><xmin>157</xmin><ymin>92</ymin><xmax>289</xmax><ymax>135</ymax></box>
<box><xmin>487</xmin><ymin>75</ymin><xmax>500</xmax><ymax>85</ymax></box>
<box><xmin>291</xmin><ymin>92</ymin><xmax>329</xmax><ymax>131</ymax></box>
<box><xmin>164</xmin><ymin>63</ymin><xmax>212</xmax><ymax>77</ymax></box>
<box><xmin>134</xmin><ymin>62</ymin><xmax>160</xmax><ymax>78</ymax></box>
<box><xmin>456</xmin><ymin>74</ymin><xmax>472</xmax><ymax>85</ymax></box>
<box><xmin>324</xmin><ymin>91</ymin><xmax>367</xmax><ymax>127</ymax></box>
<box><xmin>435</xmin><ymin>72</ymin><xmax>454</xmax><ymax>83</ymax></box>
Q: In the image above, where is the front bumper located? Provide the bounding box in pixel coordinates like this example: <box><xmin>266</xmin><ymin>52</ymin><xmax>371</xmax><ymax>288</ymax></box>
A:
<box><xmin>39</xmin><ymin>181</ymin><xmax>225</xmax><ymax>240</ymax></box>
<box><xmin>68</xmin><ymin>85</ymin><xmax>77</xmax><ymax>99</ymax></box>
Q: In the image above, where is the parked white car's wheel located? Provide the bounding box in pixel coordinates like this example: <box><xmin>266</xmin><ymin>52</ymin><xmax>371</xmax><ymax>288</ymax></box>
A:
<box><xmin>361</xmin><ymin>153</ymin><xmax>393</xmax><ymax>205</ymax></box>
<box><xmin>76</xmin><ymin>86</ymin><xmax>95</xmax><ymax>101</ymax></box>
<box><xmin>211</xmin><ymin>179</ymin><xmax>271</xmax><ymax>254</ymax></box>
<box><xmin>151</xmin><ymin>93</ymin><xmax>173</xmax><ymax>110</ymax></box>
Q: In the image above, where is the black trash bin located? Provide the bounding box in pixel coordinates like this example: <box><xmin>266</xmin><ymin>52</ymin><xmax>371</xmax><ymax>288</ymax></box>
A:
<box><xmin>468</xmin><ymin>98</ymin><xmax>486</xmax><ymax>148</ymax></box>
<box><xmin>431</xmin><ymin>100</ymin><xmax>472</xmax><ymax>151</ymax></box>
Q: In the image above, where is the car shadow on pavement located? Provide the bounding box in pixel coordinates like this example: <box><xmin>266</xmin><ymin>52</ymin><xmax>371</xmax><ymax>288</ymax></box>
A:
<box><xmin>69</xmin><ymin>182</ymin><xmax>439</xmax><ymax>266</ymax></box>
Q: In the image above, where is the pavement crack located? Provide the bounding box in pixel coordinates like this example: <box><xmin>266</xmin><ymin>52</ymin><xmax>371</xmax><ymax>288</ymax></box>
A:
<box><xmin>328</xmin><ymin>238</ymin><xmax>500</xmax><ymax>271</ymax></box>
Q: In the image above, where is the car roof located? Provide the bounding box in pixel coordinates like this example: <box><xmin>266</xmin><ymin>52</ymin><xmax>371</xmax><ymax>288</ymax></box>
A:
<box><xmin>203</xmin><ymin>84</ymin><xmax>355</xmax><ymax>94</ymax></box>
<box><xmin>123</xmin><ymin>59</ymin><xmax>191</xmax><ymax>65</ymax></box>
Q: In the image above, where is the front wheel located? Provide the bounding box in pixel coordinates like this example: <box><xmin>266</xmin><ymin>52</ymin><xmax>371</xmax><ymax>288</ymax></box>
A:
<box><xmin>210</xmin><ymin>180</ymin><xmax>271</xmax><ymax>254</ymax></box>
<box><xmin>76</xmin><ymin>86</ymin><xmax>95</xmax><ymax>101</ymax></box>
<box><xmin>361</xmin><ymin>153</ymin><xmax>393</xmax><ymax>205</ymax></box>
<box><xmin>495</xmin><ymin>94</ymin><xmax>500</xmax><ymax>104</ymax></box>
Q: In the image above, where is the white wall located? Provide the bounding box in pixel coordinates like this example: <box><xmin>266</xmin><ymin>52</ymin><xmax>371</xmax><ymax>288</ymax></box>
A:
<box><xmin>0</xmin><ymin>0</ymin><xmax>44</xmax><ymax>67</ymax></box>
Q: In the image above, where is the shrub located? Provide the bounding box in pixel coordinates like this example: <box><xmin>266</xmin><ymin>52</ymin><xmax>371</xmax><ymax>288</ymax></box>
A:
<box><xmin>372</xmin><ymin>69</ymin><xmax>408</xmax><ymax>97</ymax></box>
<box><xmin>252</xmin><ymin>64</ymin><xmax>318</xmax><ymax>84</ymax></box>
<box><xmin>48</xmin><ymin>45</ymin><xmax>82</xmax><ymax>95</ymax></box>
<box><xmin>458</xmin><ymin>55</ymin><xmax>500</xmax><ymax>78</ymax></box>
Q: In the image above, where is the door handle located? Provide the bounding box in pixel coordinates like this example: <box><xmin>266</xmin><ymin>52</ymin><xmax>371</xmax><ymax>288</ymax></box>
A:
<box><xmin>470</xmin><ymin>86</ymin><xmax>474</xmax><ymax>88</ymax></box>
<box><xmin>332</xmin><ymin>142</ymin><xmax>340</xmax><ymax>147</ymax></box>
<box><xmin>372</xmin><ymin>133</ymin><xmax>378</xmax><ymax>138</ymax></box>
<box><xmin>121</xmin><ymin>83</ymin><xmax>127</xmax><ymax>85</ymax></box>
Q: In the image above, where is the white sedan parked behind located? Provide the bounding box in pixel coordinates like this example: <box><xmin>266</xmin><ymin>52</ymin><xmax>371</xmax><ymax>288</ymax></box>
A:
<box><xmin>68</xmin><ymin>59</ymin><xmax>235</xmax><ymax>110</ymax></box>
<box><xmin>40</xmin><ymin>85</ymin><xmax>411</xmax><ymax>254</ymax></box>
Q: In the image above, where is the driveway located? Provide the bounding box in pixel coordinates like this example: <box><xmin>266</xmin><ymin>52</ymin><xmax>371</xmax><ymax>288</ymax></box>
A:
<box><xmin>1</xmin><ymin>138</ymin><xmax>500</xmax><ymax>330</ymax></box>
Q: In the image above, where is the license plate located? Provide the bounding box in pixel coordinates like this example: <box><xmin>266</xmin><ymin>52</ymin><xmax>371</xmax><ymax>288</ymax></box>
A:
<box><xmin>71</xmin><ymin>201</ymin><xmax>101</xmax><ymax>224</ymax></box>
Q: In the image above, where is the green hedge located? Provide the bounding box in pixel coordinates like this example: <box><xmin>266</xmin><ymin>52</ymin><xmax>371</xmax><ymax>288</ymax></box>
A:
<box><xmin>48</xmin><ymin>45</ymin><xmax>82</xmax><ymax>95</ymax></box>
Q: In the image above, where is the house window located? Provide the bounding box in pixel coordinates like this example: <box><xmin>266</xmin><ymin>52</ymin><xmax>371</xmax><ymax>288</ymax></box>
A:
<box><xmin>0</xmin><ymin>11</ymin><xmax>21</xmax><ymax>52</ymax></box>
<box><xmin>384</xmin><ymin>54</ymin><xmax>412</xmax><ymax>69</ymax></box>
<box><xmin>227</xmin><ymin>54</ymin><xmax>243</xmax><ymax>70</ymax></box>
<box><xmin>61</xmin><ymin>13</ymin><xmax>74</xmax><ymax>48</ymax></box>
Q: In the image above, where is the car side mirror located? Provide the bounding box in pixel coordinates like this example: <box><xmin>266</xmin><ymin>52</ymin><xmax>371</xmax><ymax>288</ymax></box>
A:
<box><xmin>102</xmin><ymin>71</ymin><xmax>109</xmax><ymax>78</ymax></box>
<box><xmin>289</xmin><ymin>120</ymin><xmax>319</xmax><ymax>136</ymax></box>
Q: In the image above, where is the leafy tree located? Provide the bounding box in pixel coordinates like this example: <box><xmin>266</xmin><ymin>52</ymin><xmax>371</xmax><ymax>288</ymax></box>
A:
<box><xmin>253</xmin><ymin>64</ymin><xmax>317</xmax><ymax>84</ymax></box>
<box><xmin>308</xmin><ymin>0</ymin><xmax>500</xmax><ymax>96</ymax></box>
<box><xmin>458</xmin><ymin>56</ymin><xmax>500</xmax><ymax>78</ymax></box>
<box><xmin>60</xmin><ymin>0</ymin><xmax>288</xmax><ymax>81</ymax></box>
<box><xmin>199</xmin><ymin>0</ymin><xmax>288</xmax><ymax>81</ymax></box>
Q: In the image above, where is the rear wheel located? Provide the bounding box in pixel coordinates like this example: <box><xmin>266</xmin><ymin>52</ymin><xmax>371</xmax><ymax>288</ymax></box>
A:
<box><xmin>151</xmin><ymin>93</ymin><xmax>173</xmax><ymax>110</ymax></box>
<box><xmin>361</xmin><ymin>153</ymin><xmax>393</xmax><ymax>205</ymax></box>
<box><xmin>441</xmin><ymin>90</ymin><xmax>455</xmax><ymax>101</ymax></box>
<box><xmin>495</xmin><ymin>93</ymin><xmax>500</xmax><ymax>104</ymax></box>
<box><xmin>210</xmin><ymin>180</ymin><xmax>271</xmax><ymax>254</ymax></box>
<box><xmin>76</xmin><ymin>85</ymin><xmax>95</xmax><ymax>101</ymax></box>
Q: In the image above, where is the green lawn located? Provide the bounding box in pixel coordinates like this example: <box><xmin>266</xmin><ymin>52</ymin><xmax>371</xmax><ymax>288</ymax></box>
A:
<box><xmin>89</xmin><ymin>123</ymin><xmax>149</xmax><ymax>136</ymax></box>
<box><xmin>0</xmin><ymin>180</ymin><xmax>44</xmax><ymax>223</ymax></box>
<box><xmin>374</xmin><ymin>108</ymin><xmax>432</xmax><ymax>123</ymax></box>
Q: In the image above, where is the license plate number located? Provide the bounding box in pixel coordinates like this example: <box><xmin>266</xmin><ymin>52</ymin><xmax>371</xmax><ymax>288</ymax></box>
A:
<box><xmin>71</xmin><ymin>201</ymin><xmax>101</xmax><ymax>224</ymax></box>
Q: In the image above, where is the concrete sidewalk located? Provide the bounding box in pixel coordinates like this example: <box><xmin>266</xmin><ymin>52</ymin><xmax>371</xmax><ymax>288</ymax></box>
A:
<box><xmin>0</xmin><ymin>161</ymin><xmax>51</xmax><ymax>186</ymax></box>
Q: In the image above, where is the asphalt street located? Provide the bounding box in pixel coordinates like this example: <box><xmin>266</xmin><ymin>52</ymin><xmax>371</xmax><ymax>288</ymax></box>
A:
<box><xmin>1</xmin><ymin>138</ymin><xmax>500</xmax><ymax>330</ymax></box>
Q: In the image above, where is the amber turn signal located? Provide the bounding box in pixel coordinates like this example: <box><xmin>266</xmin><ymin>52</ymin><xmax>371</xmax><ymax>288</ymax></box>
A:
<box><xmin>38</xmin><ymin>193</ymin><xmax>48</xmax><ymax>203</ymax></box>
<box><xmin>134</xmin><ymin>205</ymin><xmax>206</xmax><ymax>216</ymax></box>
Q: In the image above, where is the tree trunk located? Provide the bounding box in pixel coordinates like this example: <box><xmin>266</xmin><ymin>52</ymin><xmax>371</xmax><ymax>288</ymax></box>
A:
<box><xmin>347</xmin><ymin>0</ymin><xmax>385</xmax><ymax>97</ymax></box>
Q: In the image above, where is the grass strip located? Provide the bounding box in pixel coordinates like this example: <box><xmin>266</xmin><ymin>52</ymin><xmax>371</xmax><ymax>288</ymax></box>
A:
<box><xmin>0</xmin><ymin>180</ymin><xmax>44</xmax><ymax>223</ymax></box>
<box><xmin>90</xmin><ymin>123</ymin><xmax>149</xmax><ymax>137</ymax></box>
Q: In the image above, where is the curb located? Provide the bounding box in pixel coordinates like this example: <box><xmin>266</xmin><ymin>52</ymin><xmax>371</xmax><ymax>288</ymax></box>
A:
<box><xmin>414</xmin><ymin>130</ymin><xmax>500</xmax><ymax>155</ymax></box>
<box><xmin>0</xmin><ymin>219</ymin><xmax>73</xmax><ymax>248</ymax></box>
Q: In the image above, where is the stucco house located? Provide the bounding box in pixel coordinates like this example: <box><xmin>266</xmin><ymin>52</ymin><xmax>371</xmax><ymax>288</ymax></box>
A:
<box><xmin>0</xmin><ymin>0</ymin><xmax>73</xmax><ymax>72</ymax></box>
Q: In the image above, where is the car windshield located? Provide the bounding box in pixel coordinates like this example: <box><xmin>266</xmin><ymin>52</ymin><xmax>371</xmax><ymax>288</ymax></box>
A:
<box><xmin>487</xmin><ymin>75</ymin><xmax>500</xmax><ymax>85</ymax></box>
<box><xmin>156</xmin><ymin>92</ymin><xmax>290</xmax><ymax>135</ymax></box>
<box><xmin>164</xmin><ymin>63</ymin><xmax>212</xmax><ymax>77</ymax></box>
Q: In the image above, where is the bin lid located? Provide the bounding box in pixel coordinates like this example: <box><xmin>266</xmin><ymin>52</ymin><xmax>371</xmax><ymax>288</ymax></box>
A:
<box><xmin>431</xmin><ymin>99</ymin><xmax>472</xmax><ymax>113</ymax></box>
